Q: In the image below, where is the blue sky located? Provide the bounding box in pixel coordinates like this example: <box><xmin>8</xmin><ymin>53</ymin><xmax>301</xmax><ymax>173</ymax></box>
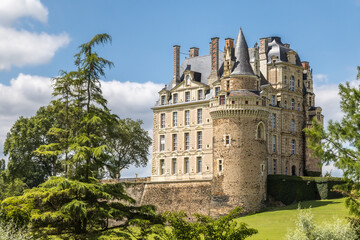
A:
<box><xmin>0</xmin><ymin>0</ymin><xmax>359</xmax><ymax>177</ymax></box>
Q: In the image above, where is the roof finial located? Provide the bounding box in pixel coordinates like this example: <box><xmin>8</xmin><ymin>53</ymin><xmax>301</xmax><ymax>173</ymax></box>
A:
<box><xmin>230</xmin><ymin>28</ymin><xmax>254</xmax><ymax>76</ymax></box>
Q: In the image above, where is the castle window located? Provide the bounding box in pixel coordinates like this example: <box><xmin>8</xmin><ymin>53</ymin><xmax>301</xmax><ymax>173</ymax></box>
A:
<box><xmin>184</xmin><ymin>133</ymin><xmax>189</xmax><ymax>150</ymax></box>
<box><xmin>185</xmin><ymin>92</ymin><xmax>190</xmax><ymax>102</ymax></box>
<box><xmin>172</xmin><ymin>134</ymin><xmax>177</xmax><ymax>151</ymax></box>
<box><xmin>197</xmin><ymin>157</ymin><xmax>202</xmax><ymax>173</ymax></box>
<box><xmin>198</xmin><ymin>89</ymin><xmax>203</xmax><ymax>100</ymax></box>
<box><xmin>298</xmin><ymin>103</ymin><xmax>301</xmax><ymax>111</ymax></box>
<box><xmin>291</xmin><ymin>98</ymin><xmax>295</xmax><ymax>110</ymax></box>
<box><xmin>271</xmin><ymin>95</ymin><xmax>275</xmax><ymax>106</ymax></box>
<box><xmin>173</xmin><ymin>112</ymin><xmax>177</xmax><ymax>127</ymax></box>
<box><xmin>226</xmin><ymin>80</ymin><xmax>230</xmax><ymax>91</ymax></box>
<box><xmin>225</xmin><ymin>135</ymin><xmax>230</xmax><ymax>145</ymax></box>
<box><xmin>197</xmin><ymin>109</ymin><xmax>202</xmax><ymax>124</ymax></box>
<box><xmin>245</xmin><ymin>100</ymin><xmax>248</xmax><ymax>104</ymax></box>
<box><xmin>173</xmin><ymin>93</ymin><xmax>178</xmax><ymax>104</ymax></box>
<box><xmin>184</xmin><ymin>158</ymin><xmax>189</xmax><ymax>174</ymax></box>
<box><xmin>290</xmin><ymin>76</ymin><xmax>295</xmax><ymax>91</ymax></box>
<box><xmin>285</xmin><ymin>166</ymin><xmax>288</xmax><ymax>175</ymax></box>
<box><xmin>273</xmin><ymin>159</ymin><xmax>277</xmax><ymax>175</ymax></box>
<box><xmin>284</xmin><ymin>100</ymin><xmax>287</xmax><ymax>109</ymax></box>
<box><xmin>298</xmin><ymin>79</ymin><xmax>300</xmax><ymax>87</ymax></box>
<box><xmin>186</xmin><ymin>75</ymin><xmax>190</xmax><ymax>85</ymax></box>
<box><xmin>219</xmin><ymin>160</ymin><xmax>223</xmax><ymax>172</ymax></box>
<box><xmin>160</xmin><ymin>135</ymin><xmax>165</xmax><ymax>151</ymax></box>
<box><xmin>292</xmin><ymin>165</ymin><xmax>296</xmax><ymax>176</ymax></box>
<box><xmin>160</xmin><ymin>159</ymin><xmax>165</xmax><ymax>175</ymax></box>
<box><xmin>257</xmin><ymin>122</ymin><xmax>265</xmax><ymax>140</ymax></box>
<box><xmin>309</xmin><ymin>97</ymin><xmax>312</xmax><ymax>106</ymax></box>
<box><xmin>219</xmin><ymin>95</ymin><xmax>225</xmax><ymax>105</ymax></box>
<box><xmin>172</xmin><ymin>158</ymin><xmax>177</xmax><ymax>174</ymax></box>
<box><xmin>291</xmin><ymin>139</ymin><xmax>295</xmax><ymax>154</ymax></box>
<box><xmin>185</xmin><ymin>110</ymin><xmax>190</xmax><ymax>125</ymax></box>
<box><xmin>272</xmin><ymin>114</ymin><xmax>276</xmax><ymax>129</ymax></box>
<box><xmin>290</xmin><ymin>119</ymin><xmax>295</xmax><ymax>132</ymax></box>
<box><xmin>284</xmin><ymin>76</ymin><xmax>287</xmax><ymax>84</ymax></box>
<box><xmin>272</xmin><ymin>135</ymin><xmax>276</xmax><ymax>153</ymax></box>
<box><xmin>160</xmin><ymin>113</ymin><xmax>165</xmax><ymax>128</ymax></box>
<box><xmin>215</xmin><ymin>87</ymin><xmax>220</xmax><ymax>97</ymax></box>
<box><xmin>197</xmin><ymin>131</ymin><xmax>202</xmax><ymax>149</ymax></box>
<box><xmin>161</xmin><ymin>95</ymin><xmax>166</xmax><ymax>105</ymax></box>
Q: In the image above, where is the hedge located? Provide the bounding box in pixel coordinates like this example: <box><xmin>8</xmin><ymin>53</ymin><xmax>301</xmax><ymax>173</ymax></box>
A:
<box><xmin>267</xmin><ymin>175</ymin><xmax>345</xmax><ymax>205</ymax></box>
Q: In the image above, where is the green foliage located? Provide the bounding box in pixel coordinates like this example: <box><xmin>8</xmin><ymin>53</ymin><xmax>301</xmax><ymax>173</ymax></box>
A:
<box><xmin>286</xmin><ymin>208</ymin><xmax>357</xmax><ymax>240</ymax></box>
<box><xmin>4</xmin><ymin>106</ymin><xmax>59</xmax><ymax>187</ymax></box>
<box><xmin>106</xmin><ymin>118</ymin><xmax>152</xmax><ymax>179</ymax></box>
<box><xmin>0</xmin><ymin>177</ymin><xmax>161</xmax><ymax>238</ymax></box>
<box><xmin>143</xmin><ymin>207</ymin><xmax>257</xmax><ymax>240</ymax></box>
<box><xmin>0</xmin><ymin>221</ymin><xmax>33</xmax><ymax>240</ymax></box>
<box><xmin>304</xmin><ymin>66</ymin><xmax>360</xmax><ymax>227</ymax></box>
<box><xmin>1</xmin><ymin>33</ymin><xmax>154</xmax><ymax>238</ymax></box>
<box><xmin>304</xmin><ymin>66</ymin><xmax>360</xmax><ymax>180</ymax></box>
<box><xmin>268</xmin><ymin>175</ymin><xmax>344</xmax><ymax>205</ymax></box>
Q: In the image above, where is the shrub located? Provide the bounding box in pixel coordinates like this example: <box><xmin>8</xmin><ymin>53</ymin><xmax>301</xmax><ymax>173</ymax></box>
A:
<box><xmin>286</xmin><ymin>208</ymin><xmax>357</xmax><ymax>240</ymax></box>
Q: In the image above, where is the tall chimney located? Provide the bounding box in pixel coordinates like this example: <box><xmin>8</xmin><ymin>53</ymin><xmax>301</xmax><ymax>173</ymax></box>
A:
<box><xmin>210</xmin><ymin>37</ymin><xmax>219</xmax><ymax>72</ymax></box>
<box><xmin>173</xmin><ymin>45</ymin><xmax>180</xmax><ymax>84</ymax></box>
<box><xmin>189</xmin><ymin>47</ymin><xmax>199</xmax><ymax>58</ymax></box>
<box><xmin>208</xmin><ymin>37</ymin><xmax>219</xmax><ymax>86</ymax></box>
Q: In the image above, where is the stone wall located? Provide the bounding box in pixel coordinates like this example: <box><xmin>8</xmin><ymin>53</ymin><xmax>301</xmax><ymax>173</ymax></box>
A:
<box><xmin>126</xmin><ymin>180</ymin><xmax>212</xmax><ymax>216</ymax></box>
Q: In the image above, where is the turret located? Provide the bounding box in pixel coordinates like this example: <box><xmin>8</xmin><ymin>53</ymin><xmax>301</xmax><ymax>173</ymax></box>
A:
<box><xmin>210</xmin><ymin>29</ymin><xmax>268</xmax><ymax>216</ymax></box>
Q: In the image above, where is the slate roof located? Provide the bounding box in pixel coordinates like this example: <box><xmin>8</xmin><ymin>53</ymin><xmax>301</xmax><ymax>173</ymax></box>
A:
<box><xmin>167</xmin><ymin>54</ymin><xmax>224</xmax><ymax>90</ymax></box>
<box><xmin>266</xmin><ymin>37</ymin><xmax>302</xmax><ymax>66</ymax></box>
<box><xmin>230</xmin><ymin>29</ymin><xmax>255</xmax><ymax>76</ymax></box>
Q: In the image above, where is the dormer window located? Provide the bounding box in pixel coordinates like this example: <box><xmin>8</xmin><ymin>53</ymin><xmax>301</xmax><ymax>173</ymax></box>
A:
<box><xmin>186</xmin><ymin>75</ymin><xmax>190</xmax><ymax>85</ymax></box>
<box><xmin>161</xmin><ymin>95</ymin><xmax>166</xmax><ymax>105</ymax></box>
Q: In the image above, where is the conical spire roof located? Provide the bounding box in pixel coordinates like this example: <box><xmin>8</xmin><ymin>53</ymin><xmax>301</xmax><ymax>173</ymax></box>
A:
<box><xmin>230</xmin><ymin>28</ymin><xmax>254</xmax><ymax>76</ymax></box>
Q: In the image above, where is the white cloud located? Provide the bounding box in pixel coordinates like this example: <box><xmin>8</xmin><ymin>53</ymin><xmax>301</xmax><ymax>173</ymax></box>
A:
<box><xmin>0</xmin><ymin>0</ymin><xmax>70</xmax><ymax>71</ymax></box>
<box><xmin>0</xmin><ymin>0</ymin><xmax>48</xmax><ymax>26</ymax></box>
<box><xmin>102</xmin><ymin>80</ymin><xmax>163</xmax><ymax>131</ymax></box>
<box><xmin>313</xmin><ymin>74</ymin><xmax>329</xmax><ymax>83</ymax></box>
<box><xmin>0</xmin><ymin>27</ymin><xmax>70</xmax><ymax>70</ymax></box>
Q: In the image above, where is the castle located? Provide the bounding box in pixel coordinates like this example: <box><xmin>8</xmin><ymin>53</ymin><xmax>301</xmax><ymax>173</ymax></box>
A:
<box><xmin>132</xmin><ymin>29</ymin><xmax>323</xmax><ymax>216</ymax></box>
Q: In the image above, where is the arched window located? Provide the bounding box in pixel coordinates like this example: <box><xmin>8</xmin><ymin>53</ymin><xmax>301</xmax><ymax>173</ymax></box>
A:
<box><xmin>290</xmin><ymin>76</ymin><xmax>295</xmax><ymax>91</ymax></box>
<box><xmin>290</xmin><ymin>119</ymin><xmax>295</xmax><ymax>132</ymax></box>
<box><xmin>257</xmin><ymin>122</ymin><xmax>265</xmax><ymax>140</ymax></box>
<box><xmin>292</xmin><ymin>165</ymin><xmax>296</xmax><ymax>176</ymax></box>
<box><xmin>291</xmin><ymin>98</ymin><xmax>295</xmax><ymax>110</ymax></box>
<box><xmin>291</xmin><ymin>139</ymin><xmax>295</xmax><ymax>154</ymax></box>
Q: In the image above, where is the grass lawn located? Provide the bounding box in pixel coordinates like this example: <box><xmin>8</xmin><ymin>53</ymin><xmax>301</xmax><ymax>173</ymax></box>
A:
<box><xmin>238</xmin><ymin>198</ymin><xmax>349</xmax><ymax>240</ymax></box>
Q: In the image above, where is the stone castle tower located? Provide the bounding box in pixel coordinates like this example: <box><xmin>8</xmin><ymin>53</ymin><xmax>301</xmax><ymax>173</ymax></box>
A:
<box><xmin>148</xmin><ymin>28</ymin><xmax>324</xmax><ymax>215</ymax></box>
<box><xmin>210</xmin><ymin>30</ymin><xmax>268</xmax><ymax>215</ymax></box>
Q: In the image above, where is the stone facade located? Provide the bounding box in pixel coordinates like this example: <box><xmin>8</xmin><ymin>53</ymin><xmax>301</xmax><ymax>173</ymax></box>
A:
<box><xmin>148</xmin><ymin>29</ymin><xmax>323</xmax><ymax>216</ymax></box>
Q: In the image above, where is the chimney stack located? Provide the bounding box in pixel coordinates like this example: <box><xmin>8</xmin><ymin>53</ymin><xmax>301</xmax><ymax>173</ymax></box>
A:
<box><xmin>210</xmin><ymin>37</ymin><xmax>219</xmax><ymax>72</ymax></box>
<box><xmin>189</xmin><ymin>47</ymin><xmax>199</xmax><ymax>58</ymax></box>
<box><xmin>302</xmin><ymin>61</ymin><xmax>310</xmax><ymax>70</ymax></box>
<box><xmin>173</xmin><ymin>45</ymin><xmax>180</xmax><ymax>84</ymax></box>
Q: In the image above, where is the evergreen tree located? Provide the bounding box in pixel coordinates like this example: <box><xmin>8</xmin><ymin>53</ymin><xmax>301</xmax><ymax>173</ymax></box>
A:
<box><xmin>304</xmin><ymin>66</ymin><xmax>360</xmax><ymax>235</ymax></box>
